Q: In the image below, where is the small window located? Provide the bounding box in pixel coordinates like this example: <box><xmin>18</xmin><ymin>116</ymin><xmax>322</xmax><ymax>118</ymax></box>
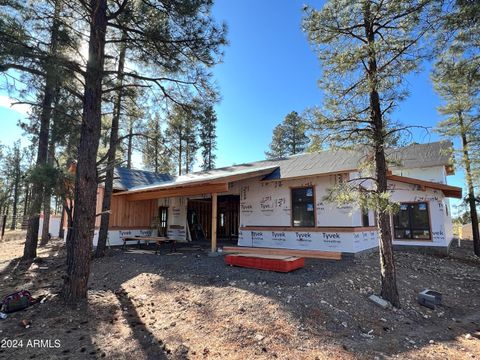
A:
<box><xmin>291</xmin><ymin>187</ymin><xmax>315</xmax><ymax>227</ymax></box>
<box><xmin>393</xmin><ymin>202</ymin><xmax>430</xmax><ymax>240</ymax></box>
<box><xmin>362</xmin><ymin>208</ymin><xmax>369</xmax><ymax>227</ymax></box>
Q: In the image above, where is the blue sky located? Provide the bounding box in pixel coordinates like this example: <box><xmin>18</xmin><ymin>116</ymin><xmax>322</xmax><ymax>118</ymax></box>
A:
<box><xmin>0</xmin><ymin>0</ymin><xmax>466</xmax><ymax>214</ymax></box>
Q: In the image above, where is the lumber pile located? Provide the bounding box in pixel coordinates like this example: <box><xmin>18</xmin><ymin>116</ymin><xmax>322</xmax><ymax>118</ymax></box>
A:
<box><xmin>222</xmin><ymin>246</ymin><xmax>342</xmax><ymax>260</ymax></box>
<box><xmin>225</xmin><ymin>254</ymin><xmax>305</xmax><ymax>272</ymax></box>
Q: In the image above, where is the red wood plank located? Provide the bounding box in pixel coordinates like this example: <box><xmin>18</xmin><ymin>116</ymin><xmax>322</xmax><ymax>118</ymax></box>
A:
<box><xmin>225</xmin><ymin>254</ymin><xmax>304</xmax><ymax>272</ymax></box>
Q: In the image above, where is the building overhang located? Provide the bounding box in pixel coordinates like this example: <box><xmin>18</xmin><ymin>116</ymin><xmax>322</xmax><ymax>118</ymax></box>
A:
<box><xmin>113</xmin><ymin>166</ymin><xmax>278</xmax><ymax>201</ymax></box>
<box><xmin>387</xmin><ymin>174</ymin><xmax>462</xmax><ymax>199</ymax></box>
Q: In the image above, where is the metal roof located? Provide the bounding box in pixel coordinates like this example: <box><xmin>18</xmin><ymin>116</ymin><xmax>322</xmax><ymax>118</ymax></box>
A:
<box><xmin>262</xmin><ymin>141</ymin><xmax>452</xmax><ymax>180</ymax></box>
<box><xmin>112</xmin><ymin>167</ymin><xmax>174</xmax><ymax>191</ymax></box>
<box><xmin>386</xmin><ymin>141</ymin><xmax>452</xmax><ymax>169</ymax></box>
<box><xmin>112</xmin><ymin>141</ymin><xmax>453</xmax><ymax>192</ymax></box>
<box><xmin>126</xmin><ymin>165</ymin><xmax>279</xmax><ymax>193</ymax></box>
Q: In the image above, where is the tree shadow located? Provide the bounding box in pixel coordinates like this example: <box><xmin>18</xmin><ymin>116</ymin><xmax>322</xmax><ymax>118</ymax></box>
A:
<box><xmin>3</xmin><ymin>238</ymin><xmax>477</xmax><ymax>359</ymax></box>
<box><xmin>89</xmin><ymin>243</ymin><xmax>480</xmax><ymax>359</ymax></box>
<box><xmin>114</xmin><ymin>290</ymin><xmax>170</xmax><ymax>360</ymax></box>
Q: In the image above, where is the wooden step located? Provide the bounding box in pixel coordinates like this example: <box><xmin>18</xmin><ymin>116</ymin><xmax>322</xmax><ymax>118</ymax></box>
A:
<box><xmin>222</xmin><ymin>246</ymin><xmax>341</xmax><ymax>260</ymax></box>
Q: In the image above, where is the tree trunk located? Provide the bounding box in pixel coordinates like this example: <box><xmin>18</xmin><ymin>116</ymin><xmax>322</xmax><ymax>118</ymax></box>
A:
<box><xmin>23</xmin><ymin>0</ymin><xmax>62</xmax><ymax>259</ymax></box>
<box><xmin>62</xmin><ymin>0</ymin><xmax>107</xmax><ymax>303</ymax></box>
<box><xmin>154</xmin><ymin>121</ymin><xmax>159</xmax><ymax>172</ymax></box>
<box><xmin>65</xmin><ymin>202</ymin><xmax>73</xmax><ymax>245</ymax></box>
<box><xmin>127</xmin><ymin>123</ymin><xmax>133</xmax><ymax>169</ymax></box>
<box><xmin>178</xmin><ymin>136</ymin><xmax>183</xmax><ymax>176</ymax></box>
<box><xmin>185</xmin><ymin>139</ymin><xmax>190</xmax><ymax>174</ymax></box>
<box><xmin>41</xmin><ymin>139</ymin><xmax>55</xmax><ymax>245</ymax></box>
<box><xmin>364</xmin><ymin>3</ymin><xmax>400</xmax><ymax>307</ymax></box>
<box><xmin>96</xmin><ymin>31</ymin><xmax>127</xmax><ymax>258</ymax></box>
<box><xmin>10</xmin><ymin>163</ymin><xmax>20</xmax><ymax>231</ymax></box>
<box><xmin>459</xmin><ymin>112</ymin><xmax>480</xmax><ymax>256</ymax></box>
<box><xmin>23</xmin><ymin>184</ymin><xmax>29</xmax><ymax>218</ymax></box>
<box><xmin>40</xmin><ymin>192</ymin><xmax>51</xmax><ymax>243</ymax></box>
<box><xmin>58</xmin><ymin>203</ymin><xmax>65</xmax><ymax>239</ymax></box>
<box><xmin>374</xmin><ymin>146</ymin><xmax>400</xmax><ymax>307</ymax></box>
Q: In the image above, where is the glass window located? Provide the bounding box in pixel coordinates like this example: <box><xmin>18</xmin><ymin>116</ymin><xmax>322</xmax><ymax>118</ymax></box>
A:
<box><xmin>292</xmin><ymin>187</ymin><xmax>315</xmax><ymax>227</ymax></box>
<box><xmin>393</xmin><ymin>202</ymin><xmax>430</xmax><ymax>240</ymax></box>
<box><xmin>362</xmin><ymin>208</ymin><xmax>369</xmax><ymax>227</ymax></box>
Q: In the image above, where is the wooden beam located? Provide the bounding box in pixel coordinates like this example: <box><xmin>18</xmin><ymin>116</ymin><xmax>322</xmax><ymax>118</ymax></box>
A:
<box><xmin>120</xmin><ymin>183</ymin><xmax>228</xmax><ymax>201</ymax></box>
<box><xmin>211</xmin><ymin>192</ymin><xmax>217</xmax><ymax>252</ymax></box>
<box><xmin>260</xmin><ymin>169</ymin><xmax>358</xmax><ymax>183</ymax></box>
<box><xmin>387</xmin><ymin>174</ymin><xmax>462</xmax><ymax>199</ymax></box>
<box><xmin>222</xmin><ymin>246</ymin><xmax>342</xmax><ymax>260</ymax></box>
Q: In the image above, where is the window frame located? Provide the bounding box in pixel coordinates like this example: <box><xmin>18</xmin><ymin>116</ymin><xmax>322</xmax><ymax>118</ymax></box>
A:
<box><xmin>290</xmin><ymin>186</ymin><xmax>316</xmax><ymax>228</ymax></box>
<box><xmin>392</xmin><ymin>201</ymin><xmax>432</xmax><ymax>241</ymax></box>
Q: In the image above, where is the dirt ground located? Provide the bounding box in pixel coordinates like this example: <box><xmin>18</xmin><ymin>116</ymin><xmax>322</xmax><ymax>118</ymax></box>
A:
<box><xmin>0</xmin><ymin>232</ymin><xmax>479</xmax><ymax>360</ymax></box>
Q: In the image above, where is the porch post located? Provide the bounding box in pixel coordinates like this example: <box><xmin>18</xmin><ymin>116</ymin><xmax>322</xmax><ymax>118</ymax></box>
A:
<box><xmin>211</xmin><ymin>192</ymin><xmax>217</xmax><ymax>252</ymax></box>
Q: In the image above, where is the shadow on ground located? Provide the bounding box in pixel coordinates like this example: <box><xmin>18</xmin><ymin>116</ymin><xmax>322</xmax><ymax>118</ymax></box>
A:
<box><xmin>0</xmin><ymin>238</ymin><xmax>479</xmax><ymax>359</ymax></box>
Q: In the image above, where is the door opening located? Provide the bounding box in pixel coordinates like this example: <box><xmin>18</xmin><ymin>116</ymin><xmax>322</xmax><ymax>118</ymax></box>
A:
<box><xmin>158</xmin><ymin>206</ymin><xmax>168</xmax><ymax>237</ymax></box>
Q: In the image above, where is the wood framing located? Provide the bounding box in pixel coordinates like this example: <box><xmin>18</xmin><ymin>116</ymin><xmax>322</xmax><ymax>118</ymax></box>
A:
<box><xmin>118</xmin><ymin>183</ymin><xmax>229</xmax><ymax>201</ymax></box>
<box><xmin>211</xmin><ymin>193</ymin><xmax>218</xmax><ymax>252</ymax></box>
<box><xmin>387</xmin><ymin>174</ymin><xmax>462</xmax><ymax>198</ymax></box>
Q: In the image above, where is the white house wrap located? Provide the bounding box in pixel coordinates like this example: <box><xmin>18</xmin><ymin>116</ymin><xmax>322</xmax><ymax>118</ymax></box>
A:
<box><xmin>80</xmin><ymin>141</ymin><xmax>460</xmax><ymax>255</ymax></box>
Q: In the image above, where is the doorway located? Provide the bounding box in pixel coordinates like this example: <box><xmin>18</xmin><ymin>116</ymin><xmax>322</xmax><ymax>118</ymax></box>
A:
<box><xmin>158</xmin><ymin>206</ymin><xmax>168</xmax><ymax>237</ymax></box>
<box><xmin>187</xmin><ymin>195</ymin><xmax>240</xmax><ymax>242</ymax></box>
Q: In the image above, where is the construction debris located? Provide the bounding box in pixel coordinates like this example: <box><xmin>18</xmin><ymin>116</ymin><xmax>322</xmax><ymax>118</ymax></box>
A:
<box><xmin>368</xmin><ymin>294</ymin><xmax>392</xmax><ymax>309</ymax></box>
<box><xmin>417</xmin><ymin>289</ymin><xmax>442</xmax><ymax>309</ymax></box>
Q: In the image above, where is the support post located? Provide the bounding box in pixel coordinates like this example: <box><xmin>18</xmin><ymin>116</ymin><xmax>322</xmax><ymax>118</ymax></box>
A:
<box><xmin>211</xmin><ymin>193</ymin><xmax>217</xmax><ymax>253</ymax></box>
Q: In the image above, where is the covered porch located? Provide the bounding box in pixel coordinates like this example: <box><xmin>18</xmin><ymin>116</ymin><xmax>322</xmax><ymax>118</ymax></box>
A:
<box><xmin>111</xmin><ymin>166</ymin><xmax>277</xmax><ymax>253</ymax></box>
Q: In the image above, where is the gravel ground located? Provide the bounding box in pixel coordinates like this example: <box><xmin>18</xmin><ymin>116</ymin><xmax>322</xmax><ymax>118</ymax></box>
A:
<box><xmin>0</xmin><ymin>234</ymin><xmax>479</xmax><ymax>359</ymax></box>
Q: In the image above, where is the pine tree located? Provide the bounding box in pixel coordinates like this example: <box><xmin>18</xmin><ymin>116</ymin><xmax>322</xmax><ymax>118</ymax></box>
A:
<box><xmin>63</xmin><ymin>1</ymin><xmax>225</xmax><ymax>302</ymax></box>
<box><xmin>266</xmin><ymin>111</ymin><xmax>309</xmax><ymax>159</ymax></box>
<box><xmin>62</xmin><ymin>0</ymin><xmax>108</xmax><ymax>303</ymax></box>
<box><xmin>142</xmin><ymin>113</ymin><xmax>174</xmax><ymax>174</ymax></box>
<box><xmin>432</xmin><ymin>0</ymin><xmax>480</xmax><ymax>256</ymax></box>
<box><xmin>165</xmin><ymin>103</ymin><xmax>200</xmax><ymax>175</ymax></box>
<box><xmin>183</xmin><ymin>115</ymin><xmax>199</xmax><ymax>174</ymax></box>
<box><xmin>266</xmin><ymin>125</ymin><xmax>288</xmax><ymax>159</ymax></box>
<box><xmin>432</xmin><ymin>58</ymin><xmax>479</xmax><ymax>256</ymax></box>
<box><xmin>123</xmin><ymin>105</ymin><xmax>144</xmax><ymax>169</ymax></box>
<box><xmin>20</xmin><ymin>0</ymin><xmax>64</xmax><ymax>259</ymax></box>
<box><xmin>199</xmin><ymin>105</ymin><xmax>217</xmax><ymax>171</ymax></box>
<box><xmin>96</xmin><ymin>29</ymin><xmax>128</xmax><ymax>258</ymax></box>
<box><xmin>303</xmin><ymin>0</ymin><xmax>441</xmax><ymax>307</ymax></box>
<box><xmin>3</xmin><ymin>141</ymin><xmax>24</xmax><ymax>230</ymax></box>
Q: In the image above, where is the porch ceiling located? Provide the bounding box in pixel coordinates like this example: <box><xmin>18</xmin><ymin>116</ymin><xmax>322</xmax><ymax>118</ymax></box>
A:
<box><xmin>119</xmin><ymin>183</ymin><xmax>229</xmax><ymax>201</ymax></box>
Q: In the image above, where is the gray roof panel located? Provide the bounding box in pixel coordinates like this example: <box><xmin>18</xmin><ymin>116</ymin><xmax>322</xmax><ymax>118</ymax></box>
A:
<box><xmin>112</xmin><ymin>141</ymin><xmax>453</xmax><ymax>191</ymax></box>
<box><xmin>113</xmin><ymin>167</ymin><xmax>174</xmax><ymax>191</ymax></box>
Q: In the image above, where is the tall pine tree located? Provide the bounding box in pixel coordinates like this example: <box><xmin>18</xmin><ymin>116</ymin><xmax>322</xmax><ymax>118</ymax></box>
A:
<box><xmin>266</xmin><ymin>111</ymin><xmax>309</xmax><ymax>159</ymax></box>
<box><xmin>432</xmin><ymin>58</ymin><xmax>479</xmax><ymax>256</ymax></box>
<box><xmin>303</xmin><ymin>0</ymin><xmax>441</xmax><ymax>307</ymax></box>
<box><xmin>142</xmin><ymin>113</ymin><xmax>174</xmax><ymax>174</ymax></box>
<box><xmin>199</xmin><ymin>105</ymin><xmax>217</xmax><ymax>171</ymax></box>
